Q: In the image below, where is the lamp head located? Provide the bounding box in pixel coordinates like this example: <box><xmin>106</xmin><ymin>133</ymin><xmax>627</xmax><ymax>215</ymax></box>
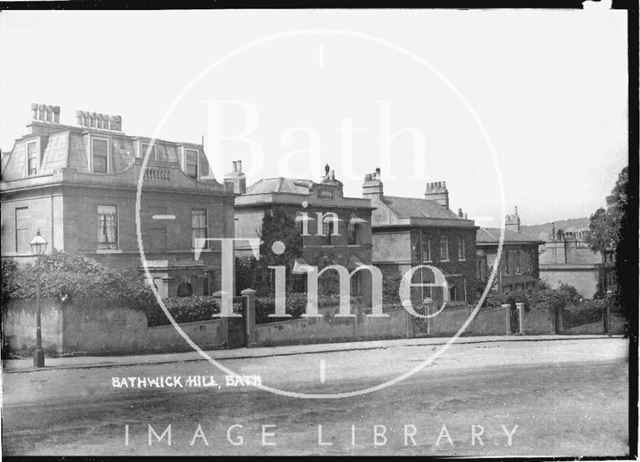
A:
<box><xmin>30</xmin><ymin>229</ymin><xmax>48</xmax><ymax>256</ymax></box>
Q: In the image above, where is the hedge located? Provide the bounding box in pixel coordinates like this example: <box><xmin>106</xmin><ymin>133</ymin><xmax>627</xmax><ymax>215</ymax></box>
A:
<box><xmin>255</xmin><ymin>293</ymin><xmax>362</xmax><ymax>324</ymax></box>
<box><xmin>146</xmin><ymin>296</ymin><xmax>244</xmax><ymax>327</ymax></box>
<box><xmin>562</xmin><ymin>300</ymin><xmax>605</xmax><ymax>329</ymax></box>
<box><xmin>484</xmin><ymin>284</ymin><xmax>587</xmax><ymax>312</ymax></box>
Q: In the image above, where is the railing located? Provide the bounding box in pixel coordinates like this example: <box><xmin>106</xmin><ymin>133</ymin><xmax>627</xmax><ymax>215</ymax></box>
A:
<box><xmin>143</xmin><ymin>167</ymin><xmax>171</xmax><ymax>182</ymax></box>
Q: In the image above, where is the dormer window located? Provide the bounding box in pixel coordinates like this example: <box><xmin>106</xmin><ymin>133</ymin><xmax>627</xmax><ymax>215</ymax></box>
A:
<box><xmin>92</xmin><ymin>138</ymin><xmax>109</xmax><ymax>173</ymax></box>
<box><xmin>186</xmin><ymin>149</ymin><xmax>198</xmax><ymax>178</ymax></box>
<box><xmin>141</xmin><ymin>142</ymin><xmax>156</xmax><ymax>161</ymax></box>
<box><xmin>26</xmin><ymin>140</ymin><xmax>38</xmax><ymax>176</ymax></box>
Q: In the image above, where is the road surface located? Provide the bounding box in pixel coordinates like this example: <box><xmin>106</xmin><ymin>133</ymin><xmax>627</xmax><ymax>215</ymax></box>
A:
<box><xmin>2</xmin><ymin>338</ymin><xmax>630</xmax><ymax>456</ymax></box>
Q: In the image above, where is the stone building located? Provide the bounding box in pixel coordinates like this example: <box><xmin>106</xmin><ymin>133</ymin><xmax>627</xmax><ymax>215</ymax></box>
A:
<box><xmin>0</xmin><ymin>103</ymin><xmax>236</xmax><ymax>298</ymax></box>
<box><xmin>362</xmin><ymin>169</ymin><xmax>478</xmax><ymax>306</ymax></box>
<box><xmin>475</xmin><ymin>207</ymin><xmax>544</xmax><ymax>296</ymax></box>
<box><xmin>227</xmin><ymin>163</ymin><xmax>374</xmax><ymax>302</ymax></box>
<box><xmin>538</xmin><ymin>225</ymin><xmax>615</xmax><ymax>298</ymax></box>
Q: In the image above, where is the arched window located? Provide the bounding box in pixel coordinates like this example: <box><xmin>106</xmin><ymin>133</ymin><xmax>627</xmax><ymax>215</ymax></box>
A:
<box><xmin>177</xmin><ymin>281</ymin><xmax>193</xmax><ymax>297</ymax></box>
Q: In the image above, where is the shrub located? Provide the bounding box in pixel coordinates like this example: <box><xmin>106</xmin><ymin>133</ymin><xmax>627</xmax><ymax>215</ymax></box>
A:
<box><xmin>483</xmin><ymin>289</ymin><xmax>530</xmax><ymax>310</ymax></box>
<box><xmin>382</xmin><ymin>271</ymin><xmax>403</xmax><ymax>305</ymax></box>
<box><xmin>235</xmin><ymin>256</ymin><xmax>260</xmax><ymax>295</ymax></box>
<box><xmin>255</xmin><ymin>293</ymin><xmax>361</xmax><ymax>324</ymax></box>
<box><xmin>558</xmin><ymin>283</ymin><xmax>583</xmax><ymax>305</ymax></box>
<box><xmin>538</xmin><ymin>279</ymin><xmax>551</xmax><ymax>291</ymax></box>
<box><xmin>444</xmin><ymin>300</ymin><xmax>468</xmax><ymax>308</ymax></box>
<box><xmin>2</xmin><ymin>251</ymin><xmax>155</xmax><ymax>311</ymax></box>
<box><xmin>562</xmin><ymin>299</ymin><xmax>604</xmax><ymax>328</ymax></box>
<box><xmin>146</xmin><ymin>296</ymin><xmax>243</xmax><ymax>327</ymax></box>
<box><xmin>504</xmin><ymin>290</ymin><xmax>531</xmax><ymax>311</ymax></box>
<box><xmin>528</xmin><ymin>289</ymin><xmax>567</xmax><ymax>311</ymax></box>
<box><xmin>482</xmin><ymin>285</ymin><xmax>582</xmax><ymax>312</ymax></box>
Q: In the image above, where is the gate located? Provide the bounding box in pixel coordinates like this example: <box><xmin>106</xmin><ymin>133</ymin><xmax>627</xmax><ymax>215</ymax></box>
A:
<box><xmin>227</xmin><ymin>296</ymin><xmax>247</xmax><ymax>348</ymax></box>
<box><xmin>509</xmin><ymin>303</ymin><xmax>519</xmax><ymax>334</ymax></box>
<box><xmin>412</xmin><ymin>300</ymin><xmax>430</xmax><ymax>337</ymax></box>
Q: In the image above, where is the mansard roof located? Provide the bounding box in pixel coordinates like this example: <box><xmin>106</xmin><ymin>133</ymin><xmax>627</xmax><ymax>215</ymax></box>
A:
<box><xmin>1</xmin><ymin>120</ymin><xmax>211</xmax><ymax>182</ymax></box>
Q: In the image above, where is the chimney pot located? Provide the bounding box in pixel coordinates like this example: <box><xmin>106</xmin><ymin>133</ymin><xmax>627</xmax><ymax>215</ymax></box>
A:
<box><xmin>38</xmin><ymin>104</ymin><xmax>46</xmax><ymax>121</ymax></box>
<box><xmin>232</xmin><ymin>161</ymin><xmax>237</xmax><ymax>172</ymax></box>
<box><xmin>237</xmin><ymin>160</ymin><xmax>242</xmax><ymax>173</ymax></box>
<box><xmin>425</xmin><ymin>180</ymin><xmax>449</xmax><ymax>209</ymax></box>
<box><xmin>31</xmin><ymin>103</ymin><xmax>38</xmax><ymax>120</ymax></box>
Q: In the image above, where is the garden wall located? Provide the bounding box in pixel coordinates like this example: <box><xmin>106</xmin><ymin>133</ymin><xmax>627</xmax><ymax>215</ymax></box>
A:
<box><xmin>3</xmin><ymin>295</ymin><xmax>627</xmax><ymax>356</ymax></box>
<box><xmin>3</xmin><ymin>298</ymin><xmax>65</xmax><ymax>353</ymax></box>
<box><xmin>2</xmin><ymin>298</ymin><xmax>232</xmax><ymax>355</ymax></box>
<box><xmin>523</xmin><ymin>309</ymin><xmax>555</xmax><ymax>335</ymax></box>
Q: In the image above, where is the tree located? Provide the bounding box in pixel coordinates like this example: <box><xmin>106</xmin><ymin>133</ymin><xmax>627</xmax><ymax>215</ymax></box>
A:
<box><xmin>585</xmin><ymin>166</ymin><xmax>630</xmax><ymax>333</ymax></box>
<box><xmin>586</xmin><ymin>166</ymin><xmax>628</xmax><ymax>259</ymax></box>
<box><xmin>256</xmin><ymin>207</ymin><xmax>303</xmax><ymax>296</ymax></box>
<box><xmin>586</xmin><ymin>207</ymin><xmax>615</xmax><ymax>258</ymax></box>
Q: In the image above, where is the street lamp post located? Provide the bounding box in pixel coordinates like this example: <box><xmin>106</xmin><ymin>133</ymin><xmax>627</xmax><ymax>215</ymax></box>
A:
<box><xmin>30</xmin><ymin>229</ymin><xmax>48</xmax><ymax>368</ymax></box>
<box><xmin>605</xmin><ymin>288</ymin><xmax>613</xmax><ymax>337</ymax></box>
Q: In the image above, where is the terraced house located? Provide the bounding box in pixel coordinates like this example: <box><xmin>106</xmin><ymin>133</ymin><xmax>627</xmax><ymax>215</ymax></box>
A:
<box><xmin>0</xmin><ymin>103</ymin><xmax>236</xmax><ymax>298</ymax></box>
<box><xmin>475</xmin><ymin>207</ymin><xmax>544</xmax><ymax>295</ymax></box>
<box><xmin>362</xmin><ymin>169</ymin><xmax>478</xmax><ymax>307</ymax></box>
<box><xmin>227</xmin><ymin>163</ymin><xmax>374</xmax><ymax>304</ymax></box>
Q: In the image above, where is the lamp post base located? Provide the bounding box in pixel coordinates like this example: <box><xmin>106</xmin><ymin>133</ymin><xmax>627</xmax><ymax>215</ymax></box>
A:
<box><xmin>33</xmin><ymin>349</ymin><xmax>45</xmax><ymax>368</ymax></box>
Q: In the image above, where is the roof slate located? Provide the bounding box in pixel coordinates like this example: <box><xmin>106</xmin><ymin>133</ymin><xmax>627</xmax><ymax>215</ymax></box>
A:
<box><xmin>381</xmin><ymin>195</ymin><xmax>462</xmax><ymax>220</ymax></box>
<box><xmin>245</xmin><ymin>177</ymin><xmax>314</xmax><ymax>195</ymax></box>
<box><xmin>477</xmin><ymin>227</ymin><xmax>543</xmax><ymax>244</ymax></box>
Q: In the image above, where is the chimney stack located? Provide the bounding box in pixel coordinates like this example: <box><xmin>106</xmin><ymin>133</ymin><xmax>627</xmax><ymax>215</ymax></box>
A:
<box><xmin>362</xmin><ymin>167</ymin><xmax>384</xmax><ymax>200</ymax></box>
<box><xmin>32</xmin><ymin>103</ymin><xmax>61</xmax><ymax>124</ymax></box>
<box><xmin>424</xmin><ymin>181</ymin><xmax>449</xmax><ymax>209</ymax></box>
<box><xmin>224</xmin><ymin>159</ymin><xmax>247</xmax><ymax>194</ymax></box>
<box><xmin>75</xmin><ymin>110</ymin><xmax>122</xmax><ymax>131</ymax></box>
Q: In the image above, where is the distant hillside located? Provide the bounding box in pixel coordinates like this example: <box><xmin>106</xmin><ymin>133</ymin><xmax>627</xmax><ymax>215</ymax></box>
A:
<box><xmin>521</xmin><ymin>217</ymin><xmax>589</xmax><ymax>241</ymax></box>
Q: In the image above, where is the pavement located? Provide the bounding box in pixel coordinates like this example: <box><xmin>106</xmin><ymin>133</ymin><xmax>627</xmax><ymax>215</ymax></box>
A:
<box><xmin>2</xmin><ymin>334</ymin><xmax>621</xmax><ymax>373</ymax></box>
<box><xmin>2</xmin><ymin>337</ymin><xmax>629</xmax><ymax>456</ymax></box>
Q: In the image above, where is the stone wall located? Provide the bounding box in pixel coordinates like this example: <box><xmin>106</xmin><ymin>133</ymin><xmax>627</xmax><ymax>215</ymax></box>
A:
<box><xmin>2</xmin><ymin>298</ymin><xmax>229</xmax><ymax>355</ymax></box>
<box><xmin>3</xmin><ymin>295</ymin><xmax>626</xmax><ymax>357</ymax></box>
<box><xmin>2</xmin><ymin>298</ymin><xmax>64</xmax><ymax>353</ymax></box>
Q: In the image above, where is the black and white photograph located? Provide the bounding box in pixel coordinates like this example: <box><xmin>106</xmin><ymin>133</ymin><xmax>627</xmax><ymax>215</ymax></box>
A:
<box><xmin>0</xmin><ymin>5</ymin><xmax>636</xmax><ymax>458</ymax></box>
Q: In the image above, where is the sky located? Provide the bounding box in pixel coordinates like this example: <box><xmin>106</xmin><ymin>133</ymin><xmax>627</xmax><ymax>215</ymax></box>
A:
<box><xmin>0</xmin><ymin>9</ymin><xmax>628</xmax><ymax>226</ymax></box>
